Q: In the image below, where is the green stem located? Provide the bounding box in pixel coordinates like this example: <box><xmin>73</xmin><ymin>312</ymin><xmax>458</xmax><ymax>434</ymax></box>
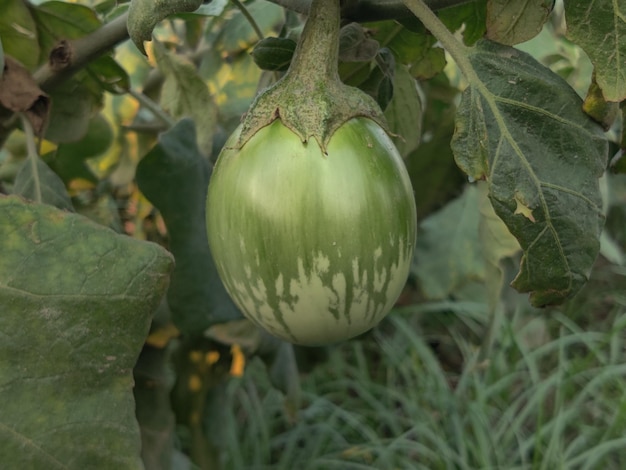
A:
<box><xmin>20</xmin><ymin>114</ymin><xmax>42</xmax><ymax>204</ymax></box>
<box><xmin>231</xmin><ymin>0</ymin><xmax>265</xmax><ymax>41</ymax></box>
<box><xmin>128</xmin><ymin>88</ymin><xmax>176</xmax><ymax>128</ymax></box>
<box><xmin>288</xmin><ymin>0</ymin><xmax>341</xmax><ymax>81</ymax></box>
<box><xmin>401</xmin><ymin>0</ymin><xmax>475</xmax><ymax>81</ymax></box>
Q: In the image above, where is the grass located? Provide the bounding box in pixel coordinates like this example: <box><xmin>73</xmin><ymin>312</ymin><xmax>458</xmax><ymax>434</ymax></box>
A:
<box><xmin>200</xmin><ymin>265</ymin><xmax>626</xmax><ymax>469</ymax></box>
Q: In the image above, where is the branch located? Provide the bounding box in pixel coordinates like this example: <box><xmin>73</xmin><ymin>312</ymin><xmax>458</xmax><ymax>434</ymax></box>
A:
<box><xmin>341</xmin><ymin>0</ymin><xmax>475</xmax><ymax>22</ymax></box>
<box><xmin>33</xmin><ymin>12</ymin><xmax>130</xmax><ymax>92</ymax></box>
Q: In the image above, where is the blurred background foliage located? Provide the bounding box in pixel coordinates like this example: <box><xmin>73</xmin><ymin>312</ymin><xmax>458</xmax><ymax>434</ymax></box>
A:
<box><xmin>1</xmin><ymin>0</ymin><xmax>626</xmax><ymax>468</ymax></box>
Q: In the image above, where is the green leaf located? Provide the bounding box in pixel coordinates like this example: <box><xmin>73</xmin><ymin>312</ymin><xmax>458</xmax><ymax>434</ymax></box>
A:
<box><xmin>134</xmin><ymin>319</ymin><xmax>176</xmax><ymax>469</ymax></box>
<box><xmin>48</xmin><ymin>113</ymin><xmax>113</xmax><ymax>184</ymax></box>
<box><xmin>86</xmin><ymin>55</ymin><xmax>131</xmax><ymax>93</ymax></box>
<box><xmin>406</xmin><ymin>73</ymin><xmax>466</xmax><ymax>220</ymax></box>
<box><xmin>0</xmin><ymin>195</ymin><xmax>173</xmax><ymax>468</ymax></box>
<box><xmin>127</xmin><ymin>0</ymin><xmax>202</xmax><ymax>54</ymax></box>
<box><xmin>452</xmin><ymin>40</ymin><xmax>608</xmax><ymax>306</ymax></box>
<box><xmin>251</xmin><ymin>37</ymin><xmax>296</xmax><ymax>72</ymax></box>
<box><xmin>476</xmin><ymin>181</ymin><xmax>521</xmax><ymax>310</ymax></box>
<box><xmin>583</xmin><ymin>73</ymin><xmax>620</xmax><ymax>131</ymax></box>
<box><xmin>136</xmin><ymin>119</ymin><xmax>243</xmax><ymax>334</ymax></box>
<box><xmin>268</xmin><ymin>342</ymin><xmax>301</xmax><ymax>418</ymax></box>
<box><xmin>0</xmin><ymin>0</ymin><xmax>39</xmax><ymax>70</ymax></box>
<box><xmin>438</xmin><ymin>0</ymin><xmax>487</xmax><ymax>46</ymax></box>
<box><xmin>13</xmin><ymin>157</ymin><xmax>74</xmax><ymax>211</ymax></box>
<box><xmin>45</xmin><ymin>81</ymin><xmax>98</xmax><ymax>143</ymax></box>
<box><xmin>153</xmin><ymin>41</ymin><xmax>216</xmax><ymax>155</ymax></box>
<box><xmin>358</xmin><ymin>48</ymin><xmax>395</xmax><ymax>111</ymax></box>
<box><xmin>216</xmin><ymin>0</ymin><xmax>285</xmax><ymax>55</ymax></box>
<box><xmin>370</xmin><ymin>21</ymin><xmax>433</xmax><ymax>66</ymax></box>
<box><xmin>186</xmin><ymin>0</ymin><xmax>229</xmax><ymax>17</ymax></box>
<box><xmin>200</xmin><ymin>49</ymin><xmax>262</xmax><ymax>126</ymax></box>
<box><xmin>339</xmin><ymin>23</ymin><xmax>380</xmax><ymax>62</ymax></box>
<box><xmin>31</xmin><ymin>2</ymin><xmax>129</xmax><ymax>97</ymax></box>
<box><xmin>486</xmin><ymin>0</ymin><xmax>553</xmax><ymax>45</ymax></box>
<box><xmin>384</xmin><ymin>62</ymin><xmax>422</xmax><ymax>158</ymax></box>
<box><xmin>31</xmin><ymin>1</ymin><xmax>101</xmax><ymax>56</ymax></box>
<box><xmin>413</xmin><ymin>185</ymin><xmax>486</xmax><ymax>299</ymax></box>
<box><xmin>565</xmin><ymin>0</ymin><xmax>626</xmax><ymax>102</ymax></box>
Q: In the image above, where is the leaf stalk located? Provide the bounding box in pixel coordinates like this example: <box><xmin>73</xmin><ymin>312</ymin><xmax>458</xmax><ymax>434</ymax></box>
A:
<box><xmin>20</xmin><ymin>114</ymin><xmax>42</xmax><ymax>204</ymax></box>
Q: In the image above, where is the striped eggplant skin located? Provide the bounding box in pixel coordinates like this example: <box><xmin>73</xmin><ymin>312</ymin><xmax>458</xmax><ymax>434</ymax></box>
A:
<box><xmin>206</xmin><ymin>117</ymin><xmax>417</xmax><ymax>346</ymax></box>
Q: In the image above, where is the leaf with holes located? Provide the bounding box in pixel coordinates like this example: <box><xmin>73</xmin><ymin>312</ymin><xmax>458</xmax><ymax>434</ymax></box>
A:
<box><xmin>452</xmin><ymin>40</ymin><xmax>607</xmax><ymax>306</ymax></box>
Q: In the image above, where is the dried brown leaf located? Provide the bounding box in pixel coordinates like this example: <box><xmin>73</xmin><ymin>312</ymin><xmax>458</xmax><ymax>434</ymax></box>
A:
<box><xmin>0</xmin><ymin>56</ymin><xmax>50</xmax><ymax>135</ymax></box>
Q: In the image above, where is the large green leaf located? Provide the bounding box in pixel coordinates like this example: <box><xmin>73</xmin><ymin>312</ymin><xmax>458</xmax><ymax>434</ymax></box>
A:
<box><xmin>134</xmin><ymin>330</ymin><xmax>175</xmax><ymax>468</ymax></box>
<box><xmin>0</xmin><ymin>195</ymin><xmax>173</xmax><ymax>468</ymax></box>
<box><xmin>405</xmin><ymin>73</ymin><xmax>466</xmax><ymax>220</ymax></box>
<box><xmin>45</xmin><ymin>81</ymin><xmax>98</xmax><ymax>143</ymax></box>
<box><xmin>384</xmin><ymin>62</ymin><xmax>422</xmax><ymax>159</ymax></box>
<box><xmin>30</xmin><ymin>1</ymin><xmax>101</xmax><ymax>56</ymax></box>
<box><xmin>216</xmin><ymin>0</ymin><xmax>284</xmax><ymax>55</ymax></box>
<box><xmin>136</xmin><ymin>119</ymin><xmax>242</xmax><ymax>334</ymax></box>
<box><xmin>0</xmin><ymin>0</ymin><xmax>39</xmax><ymax>69</ymax></box>
<box><xmin>13</xmin><ymin>157</ymin><xmax>74</xmax><ymax>211</ymax></box>
<box><xmin>485</xmin><ymin>0</ymin><xmax>553</xmax><ymax>45</ymax></box>
<box><xmin>413</xmin><ymin>185</ymin><xmax>485</xmax><ymax>299</ymax></box>
<box><xmin>365</xmin><ymin>20</ymin><xmax>446</xmax><ymax>79</ymax></box>
<box><xmin>438</xmin><ymin>0</ymin><xmax>487</xmax><ymax>46</ymax></box>
<box><xmin>153</xmin><ymin>40</ymin><xmax>216</xmax><ymax>156</ymax></box>
<box><xmin>565</xmin><ymin>0</ymin><xmax>626</xmax><ymax>102</ymax></box>
<box><xmin>47</xmin><ymin>113</ymin><xmax>113</xmax><ymax>184</ymax></box>
<box><xmin>452</xmin><ymin>40</ymin><xmax>608</xmax><ymax>306</ymax></box>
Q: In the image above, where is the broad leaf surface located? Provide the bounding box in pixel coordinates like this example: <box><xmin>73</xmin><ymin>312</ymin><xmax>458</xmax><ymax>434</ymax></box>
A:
<box><xmin>31</xmin><ymin>1</ymin><xmax>101</xmax><ymax>55</ymax></box>
<box><xmin>565</xmin><ymin>0</ymin><xmax>626</xmax><ymax>102</ymax></box>
<box><xmin>0</xmin><ymin>0</ymin><xmax>39</xmax><ymax>69</ymax></box>
<box><xmin>48</xmin><ymin>113</ymin><xmax>113</xmax><ymax>184</ymax></box>
<box><xmin>406</xmin><ymin>74</ymin><xmax>466</xmax><ymax>220</ymax></box>
<box><xmin>486</xmin><ymin>0</ymin><xmax>553</xmax><ymax>45</ymax></box>
<box><xmin>438</xmin><ymin>0</ymin><xmax>487</xmax><ymax>46</ymax></box>
<box><xmin>413</xmin><ymin>185</ymin><xmax>485</xmax><ymax>299</ymax></box>
<box><xmin>134</xmin><ymin>328</ymin><xmax>175</xmax><ymax>468</ymax></box>
<box><xmin>127</xmin><ymin>0</ymin><xmax>202</xmax><ymax>54</ymax></box>
<box><xmin>384</xmin><ymin>63</ymin><xmax>422</xmax><ymax>158</ymax></box>
<box><xmin>452</xmin><ymin>40</ymin><xmax>607</xmax><ymax>306</ymax></box>
<box><xmin>153</xmin><ymin>41</ymin><xmax>216</xmax><ymax>156</ymax></box>
<box><xmin>0</xmin><ymin>196</ymin><xmax>173</xmax><ymax>468</ymax></box>
<box><xmin>13</xmin><ymin>157</ymin><xmax>74</xmax><ymax>211</ymax></box>
<box><xmin>136</xmin><ymin>119</ymin><xmax>242</xmax><ymax>334</ymax></box>
<box><xmin>216</xmin><ymin>0</ymin><xmax>284</xmax><ymax>55</ymax></box>
<box><xmin>45</xmin><ymin>81</ymin><xmax>97</xmax><ymax>143</ymax></box>
<box><xmin>366</xmin><ymin>21</ymin><xmax>446</xmax><ymax>79</ymax></box>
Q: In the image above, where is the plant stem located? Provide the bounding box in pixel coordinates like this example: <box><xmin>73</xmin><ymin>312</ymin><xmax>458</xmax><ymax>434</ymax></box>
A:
<box><xmin>20</xmin><ymin>114</ymin><xmax>42</xmax><ymax>204</ymax></box>
<box><xmin>401</xmin><ymin>0</ymin><xmax>476</xmax><ymax>82</ymax></box>
<box><xmin>128</xmin><ymin>88</ymin><xmax>177</xmax><ymax>128</ymax></box>
<box><xmin>33</xmin><ymin>12</ymin><xmax>130</xmax><ymax>92</ymax></box>
<box><xmin>231</xmin><ymin>0</ymin><xmax>265</xmax><ymax>41</ymax></box>
<box><xmin>289</xmin><ymin>0</ymin><xmax>341</xmax><ymax>81</ymax></box>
